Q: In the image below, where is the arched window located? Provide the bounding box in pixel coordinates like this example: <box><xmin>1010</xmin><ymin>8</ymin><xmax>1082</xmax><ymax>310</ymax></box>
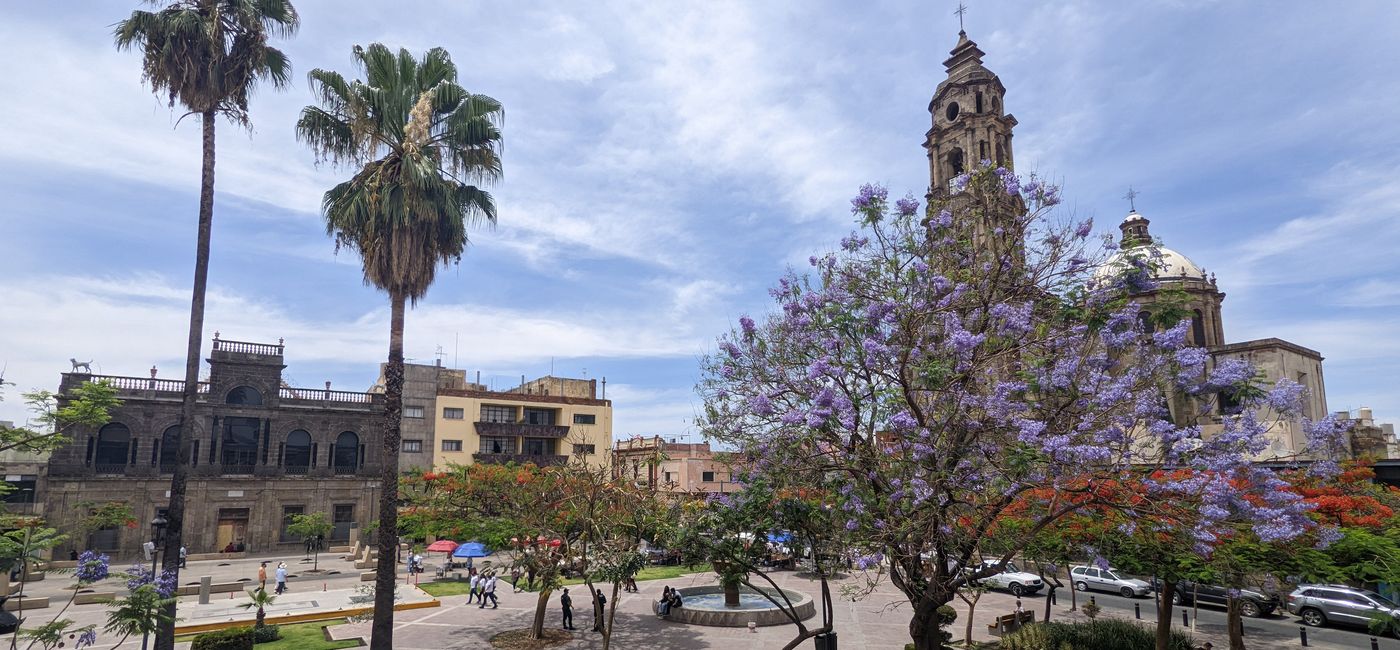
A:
<box><xmin>95</xmin><ymin>423</ymin><xmax>131</xmax><ymax>471</ymax></box>
<box><xmin>1137</xmin><ymin>310</ymin><xmax>1155</xmax><ymax>334</ymax></box>
<box><xmin>159</xmin><ymin>425</ymin><xmax>181</xmax><ymax>470</ymax></box>
<box><xmin>226</xmin><ymin>386</ymin><xmax>263</xmax><ymax>406</ymax></box>
<box><xmin>1191</xmin><ymin>309</ymin><xmax>1207</xmax><ymax>347</ymax></box>
<box><xmin>333</xmin><ymin>431</ymin><xmax>359</xmax><ymax>474</ymax></box>
<box><xmin>948</xmin><ymin>148</ymin><xmax>965</xmax><ymax>177</ymax></box>
<box><xmin>221</xmin><ymin>417</ymin><xmax>260</xmax><ymax>472</ymax></box>
<box><xmin>975</xmin><ymin>92</ymin><xmax>984</xmax><ymax>113</ymax></box>
<box><xmin>285</xmin><ymin>430</ymin><xmax>312</xmax><ymax>474</ymax></box>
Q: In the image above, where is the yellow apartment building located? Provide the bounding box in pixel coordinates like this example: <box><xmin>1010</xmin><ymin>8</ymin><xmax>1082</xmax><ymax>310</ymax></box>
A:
<box><xmin>432</xmin><ymin>376</ymin><xmax>612</xmax><ymax>470</ymax></box>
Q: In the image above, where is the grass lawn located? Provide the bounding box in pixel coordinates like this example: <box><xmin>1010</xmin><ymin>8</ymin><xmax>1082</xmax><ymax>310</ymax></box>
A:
<box><xmin>177</xmin><ymin>621</ymin><xmax>360</xmax><ymax>649</ymax></box>
<box><xmin>421</xmin><ymin>564</ymin><xmax>712</xmax><ymax>597</ymax></box>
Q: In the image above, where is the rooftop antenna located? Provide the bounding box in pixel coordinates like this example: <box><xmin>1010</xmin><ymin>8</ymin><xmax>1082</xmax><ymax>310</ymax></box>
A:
<box><xmin>453</xmin><ymin>332</ymin><xmax>459</xmax><ymax>369</ymax></box>
<box><xmin>434</xmin><ymin>345</ymin><xmax>445</xmax><ymax>367</ymax></box>
<box><xmin>1123</xmin><ymin>186</ymin><xmax>1140</xmax><ymax>212</ymax></box>
<box><xmin>954</xmin><ymin>2</ymin><xmax>968</xmax><ymax>33</ymax></box>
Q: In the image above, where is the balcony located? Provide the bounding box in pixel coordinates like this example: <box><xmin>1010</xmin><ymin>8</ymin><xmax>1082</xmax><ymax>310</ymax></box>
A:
<box><xmin>473</xmin><ymin>453</ymin><xmax>568</xmax><ymax>467</ymax></box>
<box><xmin>332</xmin><ymin>465</ymin><xmax>360</xmax><ymax>476</ymax></box>
<box><xmin>283</xmin><ymin>464</ymin><xmax>310</xmax><ymax>475</ymax></box>
<box><xmin>212</xmin><ymin>338</ymin><xmax>283</xmax><ymax>356</ymax></box>
<box><xmin>62</xmin><ymin>374</ymin><xmax>210</xmax><ymax>398</ymax></box>
<box><xmin>93</xmin><ymin>463</ymin><xmax>128</xmax><ymax>475</ymax></box>
<box><xmin>473</xmin><ymin>421</ymin><xmax>571</xmax><ymax>439</ymax></box>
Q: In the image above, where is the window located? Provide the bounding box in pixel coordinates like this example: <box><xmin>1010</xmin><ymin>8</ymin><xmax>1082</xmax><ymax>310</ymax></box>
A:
<box><xmin>663</xmin><ymin>471</ymin><xmax>675</xmax><ymax>484</ymax></box>
<box><xmin>443</xmin><ymin>407</ymin><xmax>464</xmax><ymax>420</ymax></box>
<box><xmin>279</xmin><ymin>505</ymin><xmax>304</xmax><ymax>543</ymax></box>
<box><xmin>702</xmin><ymin>471</ymin><xmax>715</xmax><ymax>482</ymax></box>
<box><xmin>2</xmin><ymin>476</ymin><xmax>37</xmax><ymax>504</ymax></box>
<box><xmin>522</xmin><ymin>438</ymin><xmax>555</xmax><ymax>456</ymax></box>
<box><xmin>479</xmin><ymin>437</ymin><xmax>515</xmax><ymax>455</ymax></box>
<box><xmin>948</xmin><ymin>148</ymin><xmax>965</xmax><ymax>176</ymax></box>
<box><xmin>221</xmin><ymin>416</ymin><xmax>260</xmax><ymax>472</ymax></box>
<box><xmin>522</xmin><ymin>408</ymin><xmax>556</xmax><ymax>425</ymax></box>
<box><xmin>226</xmin><ymin>386</ymin><xmax>263</xmax><ymax>406</ymax></box>
<box><xmin>975</xmin><ymin>92</ymin><xmax>984</xmax><ymax>113</ymax></box>
<box><xmin>284</xmin><ymin>430</ymin><xmax>312</xmax><ymax>473</ymax></box>
<box><xmin>441</xmin><ymin>440</ymin><xmax>462</xmax><ymax>452</ymax></box>
<box><xmin>94</xmin><ymin>423</ymin><xmax>131</xmax><ymax>471</ymax></box>
<box><xmin>158</xmin><ymin>425</ymin><xmax>181</xmax><ymax>470</ymax></box>
<box><xmin>573</xmin><ymin>444</ymin><xmax>596</xmax><ymax>455</ymax></box>
<box><xmin>480</xmin><ymin>405</ymin><xmax>514</xmax><ymax>423</ymax></box>
<box><xmin>572</xmin><ymin>413</ymin><xmax>596</xmax><ymax>425</ymax></box>
<box><xmin>945</xmin><ymin>102</ymin><xmax>960</xmax><ymax>121</ymax></box>
<box><xmin>402</xmin><ymin>440</ymin><xmax>423</xmax><ymax>453</ymax></box>
<box><xmin>1191</xmin><ymin>309</ymin><xmax>1206</xmax><ymax>346</ymax></box>
<box><xmin>403</xmin><ymin>405</ymin><xmax>425</xmax><ymax>419</ymax></box>
<box><xmin>1083</xmin><ymin>568</ymin><xmax>1100</xmax><ymax>578</ymax></box>
<box><xmin>333</xmin><ymin>431</ymin><xmax>359</xmax><ymax>473</ymax></box>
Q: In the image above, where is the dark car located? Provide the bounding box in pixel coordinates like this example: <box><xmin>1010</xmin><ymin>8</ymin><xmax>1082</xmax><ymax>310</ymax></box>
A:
<box><xmin>1155</xmin><ymin>579</ymin><xmax>1281</xmax><ymax>617</ymax></box>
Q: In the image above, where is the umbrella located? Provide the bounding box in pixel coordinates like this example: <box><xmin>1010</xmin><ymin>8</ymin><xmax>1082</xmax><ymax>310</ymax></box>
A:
<box><xmin>767</xmin><ymin>532</ymin><xmax>792</xmax><ymax>544</ymax></box>
<box><xmin>425</xmin><ymin>540</ymin><xmax>458</xmax><ymax>553</ymax></box>
<box><xmin>453</xmin><ymin>542</ymin><xmax>492</xmax><ymax>558</ymax></box>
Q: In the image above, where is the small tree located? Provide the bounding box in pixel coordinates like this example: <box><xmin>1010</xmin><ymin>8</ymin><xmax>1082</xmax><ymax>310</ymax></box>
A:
<box><xmin>286</xmin><ymin>513</ymin><xmax>333</xmax><ymax>571</ymax></box>
<box><xmin>238</xmin><ymin>588</ymin><xmax>278</xmax><ymax>640</ymax></box>
<box><xmin>0</xmin><ymin>381</ymin><xmax>120</xmax><ymax>456</ymax></box>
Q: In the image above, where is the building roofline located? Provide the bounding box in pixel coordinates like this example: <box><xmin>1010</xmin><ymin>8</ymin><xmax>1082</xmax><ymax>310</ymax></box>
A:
<box><xmin>1213</xmin><ymin>337</ymin><xmax>1323</xmax><ymax>361</ymax></box>
<box><xmin>436</xmin><ymin>388</ymin><xmax>610</xmax><ymax>408</ymax></box>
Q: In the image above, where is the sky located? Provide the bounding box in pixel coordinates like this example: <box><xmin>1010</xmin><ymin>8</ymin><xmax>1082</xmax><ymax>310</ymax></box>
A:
<box><xmin>2</xmin><ymin>1</ymin><xmax>1399</xmax><ymax>439</ymax></box>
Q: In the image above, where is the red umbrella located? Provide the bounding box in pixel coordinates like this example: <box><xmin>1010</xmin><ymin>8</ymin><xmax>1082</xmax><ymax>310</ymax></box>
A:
<box><xmin>425</xmin><ymin>540</ymin><xmax>459</xmax><ymax>553</ymax></box>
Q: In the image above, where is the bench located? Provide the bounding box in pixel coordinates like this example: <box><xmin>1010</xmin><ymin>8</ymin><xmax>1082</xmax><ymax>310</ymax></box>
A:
<box><xmin>2</xmin><ymin>597</ymin><xmax>49</xmax><ymax>611</ymax></box>
<box><xmin>987</xmin><ymin>611</ymin><xmax>1035</xmax><ymax>636</ymax></box>
<box><xmin>360</xmin><ymin>572</ymin><xmax>377</xmax><ymax>582</ymax></box>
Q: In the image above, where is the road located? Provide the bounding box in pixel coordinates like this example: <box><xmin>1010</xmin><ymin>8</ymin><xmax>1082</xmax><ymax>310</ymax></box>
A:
<box><xmin>1055</xmin><ymin>586</ymin><xmax>1400</xmax><ymax>650</ymax></box>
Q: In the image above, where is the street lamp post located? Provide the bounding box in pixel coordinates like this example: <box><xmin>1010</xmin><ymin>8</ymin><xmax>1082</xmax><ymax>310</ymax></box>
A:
<box><xmin>141</xmin><ymin>514</ymin><xmax>168</xmax><ymax>650</ymax></box>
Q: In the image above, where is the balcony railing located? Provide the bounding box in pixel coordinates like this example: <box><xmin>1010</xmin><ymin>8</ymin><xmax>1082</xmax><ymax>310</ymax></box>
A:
<box><xmin>212</xmin><ymin>338</ymin><xmax>284</xmax><ymax>356</ymax></box>
<box><xmin>279</xmin><ymin>387</ymin><xmax>377</xmax><ymax>405</ymax></box>
<box><xmin>75</xmin><ymin>375</ymin><xmax>210</xmax><ymax>394</ymax></box>
<box><xmin>332</xmin><ymin>465</ymin><xmax>359</xmax><ymax>475</ymax></box>
<box><xmin>221</xmin><ymin>450</ymin><xmax>258</xmax><ymax>474</ymax></box>
<box><xmin>473</xmin><ymin>421</ymin><xmax>571</xmax><ymax>439</ymax></box>
<box><xmin>93</xmin><ymin>463</ymin><xmax>128</xmax><ymax>475</ymax></box>
<box><xmin>283</xmin><ymin>464</ymin><xmax>310</xmax><ymax>475</ymax></box>
<box><xmin>473</xmin><ymin>453</ymin><xmax>568</xmax><ymax>467</ymax></box>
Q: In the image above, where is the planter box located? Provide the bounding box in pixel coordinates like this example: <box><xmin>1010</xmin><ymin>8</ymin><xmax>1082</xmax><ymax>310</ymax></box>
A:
<box><xmin>74</xmin><ymin>591</ymin><xmax>116</xmax><ymax>605</ymax></box>
<box><xmin>2</xmin><ymin>597</ymin><xmax>48</xmax><ymax>611</ymax></box>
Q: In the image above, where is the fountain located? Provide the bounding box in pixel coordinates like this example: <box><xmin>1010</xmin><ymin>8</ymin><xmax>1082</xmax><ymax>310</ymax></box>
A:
<box><xmin>660</xmin><ymin>584</ymin><xmax>815</xmax><ymax>627</ymax></box>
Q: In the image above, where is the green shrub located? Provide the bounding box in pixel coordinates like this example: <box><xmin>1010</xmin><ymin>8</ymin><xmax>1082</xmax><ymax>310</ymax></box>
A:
<box><xmin>1001</xmin><ymin>619</ymin><xmax>1194</xmax><ymax>650</ymax></box>
<box><xmin>191</xmin><ymin>626</ymin><xmax>254</xmax><ymax>650</ymax></box>
<box><xmin>251</xmin><ymin>624</ymin><xmax>281</xmax><ymax>644</ymax></box>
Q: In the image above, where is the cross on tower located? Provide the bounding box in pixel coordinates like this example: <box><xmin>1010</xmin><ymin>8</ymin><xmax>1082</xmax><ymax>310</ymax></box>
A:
<box><xmin>954</xmin><ymin>2</ymin><xmax>968</xmax><ymax>32</ymax></box>
<box><xmin>1123</xmin><ymin>186</ymin><xmax>1140</xmax><ymax>212</ymax></box>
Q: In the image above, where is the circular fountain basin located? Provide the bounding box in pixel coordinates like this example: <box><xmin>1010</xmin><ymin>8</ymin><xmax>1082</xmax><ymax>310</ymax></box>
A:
<box><xmin>662</xmin><ymin>585</ymin><xmax>815</xmax><ymax>627</ymax></box>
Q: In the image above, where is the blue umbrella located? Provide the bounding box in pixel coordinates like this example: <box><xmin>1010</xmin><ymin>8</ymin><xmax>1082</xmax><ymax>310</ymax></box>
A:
<box><xmin>452</xmin><ymin>541</ymin><xmax>492</xmax><ymax>558</ymax></box>
<box><xmin>767</xmin><ymin>532</ymin><xmax>792</xmax><ymax>544</ymax></box>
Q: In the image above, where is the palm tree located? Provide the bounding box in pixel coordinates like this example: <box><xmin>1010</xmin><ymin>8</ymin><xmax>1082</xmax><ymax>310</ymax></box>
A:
<box><xmin>113</xmin><ymin>3</ymin><xmax>298</xmax><ymax>648</ymax></box>
<box><xmin>238</xmin><ymin>587</ymin><xmax>277</xmax><ymax>629</ymax></box>
<box><xmin>296</xmin><ymin>44</ymin><xmax>503</xmax><ymax>649</ymax></box>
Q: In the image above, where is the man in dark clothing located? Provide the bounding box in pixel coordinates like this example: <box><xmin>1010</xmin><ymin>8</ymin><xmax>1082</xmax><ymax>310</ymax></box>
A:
<box><xmin>591</xmin><ymin>589</ymin><xmax>607</xmax><ymax>632</ymax></box>
<box><xmin>560</xmin><ymin>587</ymin><xmax>575</xmax><ymax>630</ymax></box>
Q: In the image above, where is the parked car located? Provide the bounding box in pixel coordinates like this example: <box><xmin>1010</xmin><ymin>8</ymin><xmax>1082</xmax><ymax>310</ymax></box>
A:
<box><xmin>1070</xmin><ymin>565</ymin><xmax>1151</xmax><ymax>598</ymax></box>
<box><xmin>1287</xmin><ymin>584</ymin><xmax>1400</xmax><ymax>633</ymax></box>
<box><xmin>1154</xmin><ymin>579</ymin><xmax>1280</xmax><ymax>617</ymax></box>
<box><xmin>968</xmin><ymin>560</ymin><xmax>1045</xmax><ymax>597</ymax></box>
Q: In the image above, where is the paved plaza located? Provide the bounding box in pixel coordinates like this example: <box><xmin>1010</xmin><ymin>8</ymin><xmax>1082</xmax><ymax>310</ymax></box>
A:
<box><xmin>11</xmin><ymin>551</ymin><xmax>1398</xmax><ymax>649</ymax></box>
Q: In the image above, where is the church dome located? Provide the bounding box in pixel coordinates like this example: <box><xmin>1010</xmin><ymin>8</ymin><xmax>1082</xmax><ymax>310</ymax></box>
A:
<box><xmin>1095</xmin><ymin>211</ymin><xmax>1209</xmax><ymax>282</ymax></box>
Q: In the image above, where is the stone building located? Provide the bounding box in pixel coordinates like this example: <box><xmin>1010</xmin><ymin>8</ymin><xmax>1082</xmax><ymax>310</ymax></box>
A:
<box><xmin>432</xmin><ymin>375</ymin><xmax>612</xmax><ymax>470</ymax></box>
<box><xmin>45</xmin><ymin>335</ymin><xmax>383</xmax><ymax>558</ymax></box>
<box><xmin>1340</xmin><ymin>407</ymin><xmax>1399</xmax><ymax>459</ymax></box>
<box><xmin>373</xmin><ymin>361</ymin><xmax>469</xmax><ymax>472</ymax></box>
<box><xmin>612</xmin><ymin>435</ymin><xmax>740</xmax><ymax>495</ymax></box>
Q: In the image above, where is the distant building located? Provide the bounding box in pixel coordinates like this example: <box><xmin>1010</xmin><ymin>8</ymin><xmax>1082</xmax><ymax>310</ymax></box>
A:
<box><xmin>612</xmin><ymin>435</ymin><xmax>740</xmax><ymax>495</ymax></box>
<box><xmin>1340</xmin><ymin>407</ymin><xmax>1399</xmax><ymax>459</ymax></box>
<box><xmin>372</xmin><ymin>361</ymin><xmax>468</xmax><ymax>472</ymax></box>
<box><xmin>432</xmin><ymin>375</ymin><xmax>611</xmax><ymax>469</ymax></box>
<box><xmin>43</xmin><ymin>335</ymin><xmax>383</xmax><ymax>558</ymax></box>
<box><xmin>0</xmin><ymin>421</ymin><xmax>44</xmax><ymax>518</ymax></box>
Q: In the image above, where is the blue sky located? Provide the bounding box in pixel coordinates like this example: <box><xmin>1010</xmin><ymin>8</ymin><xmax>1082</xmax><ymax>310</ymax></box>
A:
<box><xmin>2</xmin><ymin>1</ymin><xmax>1399</xmax><ymax>438</ymax></box>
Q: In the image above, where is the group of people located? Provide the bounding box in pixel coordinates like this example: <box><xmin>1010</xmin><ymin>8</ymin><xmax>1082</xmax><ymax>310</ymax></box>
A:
<box><xmin>557</xmin><ymin>587</ymin><xmax>612</xmax><ymax>631</ymax></box>
<box><xmin>656</xmin><ymin>586</ymin><xmax>684</xmax><ymax>617</ymax></box>
<box><xmin>465</xmin><ymin>568</ymin><xmax>499</xmax><ymax>608</ymax></box>
<box><xmin>257</xmin><ymin>561</ymin><xmax>289</xmax><ymax>595</ymax></box>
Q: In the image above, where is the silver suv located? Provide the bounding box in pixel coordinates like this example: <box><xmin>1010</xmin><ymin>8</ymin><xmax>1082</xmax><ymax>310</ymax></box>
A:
<box><xmin>1287</xmin><ymin>584</ymin><xmax>1400</xmax><ymax>632</ymax></box>
<box><xmin>1070</xmin><ymin>565</ymin><xmax>1151</xmax><ymax>598</ymax></box>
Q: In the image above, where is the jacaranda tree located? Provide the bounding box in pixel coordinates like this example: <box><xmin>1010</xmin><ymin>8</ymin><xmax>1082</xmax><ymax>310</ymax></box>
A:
<box><xmin>296</xmin><ymin>43</ymin><xmax>503</xmax><ymax>649</ymax></box>
<box><xmin>699</xmin><ymin>164</ymin><xmax>1347</xmax><ymax>649</ymax></box>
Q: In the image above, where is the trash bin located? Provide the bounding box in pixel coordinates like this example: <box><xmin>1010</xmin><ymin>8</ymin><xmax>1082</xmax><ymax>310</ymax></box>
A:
<box><xmin>814</xmin><ymin>632</ymin><xmax>837</xmax><ymax>650</ymax></box>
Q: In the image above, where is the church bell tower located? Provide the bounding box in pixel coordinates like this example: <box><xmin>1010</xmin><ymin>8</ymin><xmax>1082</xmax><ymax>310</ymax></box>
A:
<box><xmin>924</xmin><ymin>30</ymin><xmax>1018</xmax><ymax>200</ymax></box>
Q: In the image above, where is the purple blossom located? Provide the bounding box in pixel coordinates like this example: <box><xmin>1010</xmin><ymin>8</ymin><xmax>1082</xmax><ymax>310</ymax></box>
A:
<box><xmin>895</xmin><ymin>195</ymin><xmax>920</xmax><ymax>217</ymax></box>
<box><xmin>76</xmin><ymin>630</ymin><xmax>97</xmax><ymax>649</ymax></box>
<box><xmin>850</xmin><ymin>183</ymin><xmax>889</xmax><ymax>213</ymax></box>
<box><xmin>749</xmin><ymin>394</ymin><xmax>774</xmax><ymax>416</ymax></box>
<box><xmin>739</xmin><ymin>315</ymin><xmax>756</xmax><ymax>338</ymax></box>
<box><xmin>1074</xmin><ymin>219</ymin><xmax>1094</xmax><ymax>239</ymax></box>
<box><xmin>994</xmin><ymin>167</ymin><xmax>1020</xmax><ymax>195</ymax></box>
<box><xmin>76</xmin><ymin>551</ymin><xmax>109</xmax><ymax>584</ymax></box>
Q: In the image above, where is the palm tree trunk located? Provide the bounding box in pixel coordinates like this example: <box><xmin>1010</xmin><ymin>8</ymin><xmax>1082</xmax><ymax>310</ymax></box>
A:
<box><xmin>370</xmin><ymin>292</ymin><xmax>406</xmax><ymax>650</ymax></box>
<box><xmin>154</xmin><ymin>107</ymin><xmax>217</xmax><ymax>650</ymax></box>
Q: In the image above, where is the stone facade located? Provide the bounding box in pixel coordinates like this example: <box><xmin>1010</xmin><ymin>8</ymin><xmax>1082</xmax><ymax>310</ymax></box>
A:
<box><xmin>44</xmin><ymin>336</ymin><xmax>383</xmax><ymax>558</ymax></box>
<box><xmin>375</xmin><ymin>362</ymin><xmax>467</xmax><ymax>472</ymax></box>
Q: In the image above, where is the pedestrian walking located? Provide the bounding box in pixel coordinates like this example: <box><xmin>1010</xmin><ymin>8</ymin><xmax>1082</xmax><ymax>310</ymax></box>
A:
<box><xmin>257</xmin><ymin>561</ymin><xmax>268</xmax><ymax>593</ymax></box>
<box><xmin>274</xmin><ymin>562</ymin><xmax>288</xmax><ymax>595</ymax></box>
<box><xmin>592</xmin><ymin>588</ymin><xmax>607</xmax><ymax>631</ymax></box>
<box><xmin>510</xmin><ymin>567</ymin><xmax>522</xmax><ymax>592</ymax></box>
<box><xmin>468</xmin><ymin>573</ymin><xmax>481</xmax><ymax>604</ymax></box>
<box><xmin>479</xmin><ymin>574</ymin><xmax>498</xmax><ymax>609</ymax></box>
<box><xmin>561</xmin><ymin>587</ymin><xmax>575</xmax><ymax>630</ymax></box>
<box><xmin>178</xmin><ymin>546</ymin><xmax>187</xmax><ymax>569</ymax></box>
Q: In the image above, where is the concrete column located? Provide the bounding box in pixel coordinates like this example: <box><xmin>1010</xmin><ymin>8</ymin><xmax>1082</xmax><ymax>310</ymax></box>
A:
<box><xmin>198</xmin><ymin>576</ymin><xmax>211</xmax><ymax>604</ymax></box>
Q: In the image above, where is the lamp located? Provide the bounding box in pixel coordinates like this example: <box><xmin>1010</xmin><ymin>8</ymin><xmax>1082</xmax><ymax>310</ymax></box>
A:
<box><xmin>142</xmin><ymin>514</ymin><xmax>169</xmax><ymax>650</ymax></box>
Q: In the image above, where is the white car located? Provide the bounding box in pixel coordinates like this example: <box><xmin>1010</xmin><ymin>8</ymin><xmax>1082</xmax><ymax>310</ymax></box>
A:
<box><xmin>969</xmin><ymin>560</ymin><xmax>1045</xmax><ymax>596</ymax></box>
<box><xmin>1070</xmin><ymin>565</ymin><xmax>1152</xmax><ymax>598</ymax></box>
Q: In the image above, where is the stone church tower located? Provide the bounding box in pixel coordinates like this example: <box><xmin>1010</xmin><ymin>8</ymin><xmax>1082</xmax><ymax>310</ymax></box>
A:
<box><xmin>924</xmin><ymin>30</ymin><xmax>1018</xmax><ymax>201</ymax></box>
